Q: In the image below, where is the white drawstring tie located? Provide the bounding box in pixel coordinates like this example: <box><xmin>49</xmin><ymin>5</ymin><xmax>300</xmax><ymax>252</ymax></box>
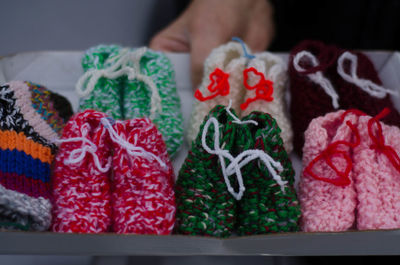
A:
<box><xmin>56</xmin><ymin>126</ymin><xmax>111</xmax><ymax>173</ymax></box>
<box><xmin>293</xmin><ymin>51</ymin><xmax>339</xmax><ymax>109</ymax></box>
<box><xmin>201</xmin><ymin>106</ymin><xmax>286</xmax><ymax>200</ymax></box>
<box><xmin>100</xmin><ymin>117</ymin><xmax>168</xmax><ymax>171</ymax></box>
<box><xmin>76</xmin><ymin>47</ymin><xmax>162</xmax><ymax>120</ymax></box>
<box><xmin>337</xmin><ymin>51</ymin><xmax>399</xmax><ymax>98</ymax></box>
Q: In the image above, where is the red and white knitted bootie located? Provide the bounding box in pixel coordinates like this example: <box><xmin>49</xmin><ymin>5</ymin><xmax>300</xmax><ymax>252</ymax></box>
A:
<box><xmin>52</xmin><ymin>110</ymin><xmax>112</xmax><ymax>233</ymax></box>
<box><xmin>102</xmin><ymin>117</ymin><xmax>176</xmax><ymax>234</ymax></box>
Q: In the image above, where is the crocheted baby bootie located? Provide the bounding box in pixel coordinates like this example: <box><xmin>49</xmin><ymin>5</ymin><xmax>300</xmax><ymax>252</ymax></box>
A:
<box><xmin>103</xmin><ymin>117</ymin><xmax>175</xmax><ymax>234</ymax></box>
<box><xmin>289</xmin><ymin>40</ymin><xmax>341</xmax><ymax>155</ymax></box>
<box><xmin>76</xmin><ymin>44</ymin><xmax>124</xmax><ymax>119</ymax></box>
<box><xmin>353</xmin><ymin>109</ymin><xmax>400</xmax><ymax>230</ymax></box>
<box><xmin>240</xmin><ymin>52</ymin><xmax>293</xmax><ymax>153</ymax></box>
<box><xmin>0</xmin><ymin>81</ymin><xmax>72</xmax><ymax>231</ymax></box>
<box><xmin>299</xmin><ymin>110</ymin><xmax>360</xmax><ymax>232</ymax></box>
<box><xmin>122</xmin><ymin>48</ymin><xmax>183</xmax><ymax>157</ymax></box>
<box><xmin>289</xmin><ymin>40</ymin><xmax>400</xmax><ymax>155</ymax></box>
<box><xmin>187</xmin><ymin>41</ymin><xmax>249</xmax><ymax>145</ymax></box>
<box><xmin>235</xmin><ymin>111</ymin><xmax>300</xmax><ymax>235</ymax></box>
<box><xmin>52</xmin><ymin>110</ymin><xmax>113</xmax><ymax>233</ymax></box>
<box><xmin>175</xmin><ymin>105</ymin><xmax>238</xmax><ymax>237</ymax></box>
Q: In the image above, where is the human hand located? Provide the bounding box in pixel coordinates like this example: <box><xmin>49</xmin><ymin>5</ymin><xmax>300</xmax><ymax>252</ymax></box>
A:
<box><xmin>149</xmin><ymin>0</ymin><xmax>275</xmax><ymax>88</ymax></box>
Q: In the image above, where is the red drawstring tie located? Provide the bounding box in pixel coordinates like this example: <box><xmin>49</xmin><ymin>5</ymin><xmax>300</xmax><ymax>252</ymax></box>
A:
<box><xmin>240</xmin><ymin>67</ymin><xmax>274</xmax><ymax>110</ymax></box>
<box><xmin>304</xmin><ymin>110</ymin><xmax>363</xmax><ymax>186</ymax></box>
<box><xmin>368</xmin><ymin>108</ymin><xmax>400</xmax><ymax>173</ymax></box>
<box><xmin>194</xmin><ymin>68</ymin><xmax>230</xmax><ymax>102</ymax></box>
<box><xmin>304</xmin><ymin>119</ymin><xmax>361</xmax><ymax>187</ymax></box>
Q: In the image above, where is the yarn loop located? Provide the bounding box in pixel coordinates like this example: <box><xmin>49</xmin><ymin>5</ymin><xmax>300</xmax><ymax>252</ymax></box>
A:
<box><xmin>201</xmin><ymin>110</ymin><xmax>286</xmax><ymax>200</ymax></box>
<box><xmin>293</xmin><ymin>51</ymin><xmax>339</xmax><ymax>109</ymax></box>
<box><xmin>337</xmin><ymin>52</ymin><xmax>399</xmax><ymax>98</ymax></box>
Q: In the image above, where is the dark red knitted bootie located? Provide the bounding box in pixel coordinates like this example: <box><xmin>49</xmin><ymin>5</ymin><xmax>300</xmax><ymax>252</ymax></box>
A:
<box><xmin>289</xmin><ymin>40</ymin><xmax>400</xmax><ymax>155</ymax></box>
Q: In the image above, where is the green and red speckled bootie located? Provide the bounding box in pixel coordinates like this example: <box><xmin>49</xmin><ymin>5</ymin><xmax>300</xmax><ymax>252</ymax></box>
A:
<box><xmin>175</xmin><ymin>105</ymin><xmax>300</xmax><ymax>237</ymax></box>
<box><xmin>76</xmin><ymin>45</ymin><xmax>183</xmax><ymax>157</ymax></box>
<box><xmin>235</xmin><ymin>111</ymin><xmax>300</xmax><ymax>235</ymax></box>
<box><xmin>174</xmin><ymin>106</ymin><xmax>237</xmax><ymax>238</ymax></box>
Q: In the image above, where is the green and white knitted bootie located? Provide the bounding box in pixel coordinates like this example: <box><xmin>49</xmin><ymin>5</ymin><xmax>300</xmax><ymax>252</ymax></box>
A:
<box><xmin>76</xmin><ymin>44</ymin><xmax>124</xmax><ymax>119</ymax></box>
<box><xmin>175</xmin><ymin>105</ymin><xmax>238</xmax><ymax>238</ymax></box>
<box><xmin>122</xmin><ymin>48</ymin><xmax>183</xmax><ymax>157</ymax></box>
<box><xmin>235</xmin><ymin>111</ymin><xmax>300</xmax><ymax>235</ymax></box>
<box><xmin>76</xmin><ymin>45</ymin><xmax>183</xmax><ymax>157</ymax></box>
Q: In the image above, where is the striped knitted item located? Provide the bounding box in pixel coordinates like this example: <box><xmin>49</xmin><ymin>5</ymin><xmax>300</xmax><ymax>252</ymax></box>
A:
<box><xmin>299</xmin><ymin>110</ymin><xmax>359</xmax><ymax>232</ymax></box>
<box><xmin>78</xmin><ymin>44</ymin><xmax>124</xmax><ymax>119</ymax></box>
<box><xmin>123</xmin><ymin>48</ymin><xmax>183</xmax><ymax>157</ymax></box>
<box><xmin>236</xmin><ymin>111</ymin><xmax>300</xmax><ymax>235</ymax></box>
<box><xmin>52</xmin><ymin>110</ymin><xmax>113</xmax><ymax>233</ymax></box>
<box><xmin>240</xmin><ymin>52</ymin><xmax>293</xmax><ymax>153</ymax></box>
<box><xmin>187</xmin><ymin>42</ymin><xmax>248</xmax><ymax>146</ymax></box>
<box><xmin>110</xmin><ymin>118</ymin><xmax>176</xmax><ymax>234</ymax></box>
<box><xmin>175</xmin><ymin>106</ymin><xmax>237</xmax><ymax>238</ymax></box>
<box><xmin>0</xmin><ymin>81</ymin><xmax>72</xmax><ymax>231</ymax></box>
<box><xmin>353</xmin><ymin>113</ymin><xmax>400</xmax><ymax>230</ymax></box>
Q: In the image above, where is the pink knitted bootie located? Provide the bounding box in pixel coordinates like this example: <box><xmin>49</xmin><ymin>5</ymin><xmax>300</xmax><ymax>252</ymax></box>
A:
<box><xmin>299</xmin><ymin>110</ymin><xmax>360</xmax><ymax>232</ymax></box>
<box><xmin>353</xmin><ymin>109</ymin><xmax>400</xmax><ymax>230</ymax></box>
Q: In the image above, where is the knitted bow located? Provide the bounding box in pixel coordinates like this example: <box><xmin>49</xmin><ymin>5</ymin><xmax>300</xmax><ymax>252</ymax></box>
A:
<box><xmin>76</xmin><ymin>47</ymin><xmax>162</xmax><ymax>120</ymax></box>
<box><xmin>201</xmin><ymin>107</ymin><xmax>286</xmax><ymax>200</ymax></box>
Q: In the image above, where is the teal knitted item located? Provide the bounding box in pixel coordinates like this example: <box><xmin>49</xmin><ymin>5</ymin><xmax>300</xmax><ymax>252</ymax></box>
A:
<box><xmin>235</xmin><ymin>112</ymin><xmax>300</xmax><ymax>235</ymax></box>
<box><xmin>175</xmin><ymin>106</ymin><xmax>237</xmax><ymax>238</ymax></box>
<box><xmin>79</xmin><ymin>44</ymin><xmax>124</xmax><ymax>119</ymax></box>
<box><xmin>123</xmin><ymin>49</ymin><xmax>183</xmax><ymax>157</ymax></box>
<box><xmin>77</xmin><ymin>45</ymin><xmax>183</xmax><ymax>157</ymax></box>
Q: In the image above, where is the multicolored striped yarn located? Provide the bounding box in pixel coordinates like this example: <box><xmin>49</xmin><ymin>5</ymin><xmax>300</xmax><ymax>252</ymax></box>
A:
<box><xmin>175</xmin><ymin>105</ymin><xmax>300</xmax><ymax>237</ymax></box>
<box><xmin>111</xmin><ymin>118</ymin><xmax>176</xmax><ymax>234</ymax></box>
<box><xmin>236</xmin><ymin>112</ymin><xmax>300</xmax><ymax>235</ymax></box>
<box><xmin>175</xmin><ymin>106</ymin><xmax>237</xmax><ymax>238</ymax></box>
<box><xmin>77</xmin><ymin>44</ymin><xmax>183</xmax><ymax>157</ymax></box>
<box><xmin>79</xmin><ymin>44</ymin><xmax>124</xmax><ymax>119</ymax></box>
<box><xmin>0</xmin><ymin>81</ymin><xmax>72</xmax><ymax>231</ymax></box>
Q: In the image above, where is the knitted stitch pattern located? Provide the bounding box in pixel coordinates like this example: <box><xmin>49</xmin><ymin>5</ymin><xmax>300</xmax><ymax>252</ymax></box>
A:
<box><xmin>26</xmin><ymin>81</ymin><xmax>73</xmax><ymax>134</ymax></box>
<box><xmin>111</xmin><ymin>118</ymin><xmax>176</xmax><ymax>234</ymax></box>
<box><xmin>78</xmin><ymin>45</ymin><xmax>183</xmax><ymax>157</ymax></box>
<box><xmin>353</xmin><ymin>115</ymin><xmax>400</xmax><ymax>230</ymax></box>
<box><xmin>175</xmin><ymin>106</ymin><xmax>237</xmax><ymax>238</ymax></box>
<box><xmin>187</xmin><ymin>42</ymin><xmax>248</xmax><ymax>145</ymax></box>
<box><xmin>79</xmin><ymin>45</ymin><xmax>124</xmax><ymax>119</ymax></box>
<box><xmin>123</xmin><ymin>48</ymin><xmax>183</xmax><ymax>157</ymax></box>
<box><xmin>289</xmin><ymin>40</ymin><xmax>400</xmax><ymax>155</ymax></box>
<box><xmin>241</xmin><ymin>52</ymin><xmax>293</xmax><ymax>153</ymax></box>
<box><xmin>236</xmin><ymin>112</ymin><xmax>300</xmax><ymax>235</ymax></box>
<box><xmin>51</xmin><ymin>110</ymin><xmax>112</xmax><ymax>233</ymax></box>
<box><xmin>299</xmin><ymin>111</ymin><xmax>359</xmax><ymax>232</ymax></box>
<box><xmin>0</xmin><ymin>81</ymin><xmax>71</xmax><ymax>231</ymax></box>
